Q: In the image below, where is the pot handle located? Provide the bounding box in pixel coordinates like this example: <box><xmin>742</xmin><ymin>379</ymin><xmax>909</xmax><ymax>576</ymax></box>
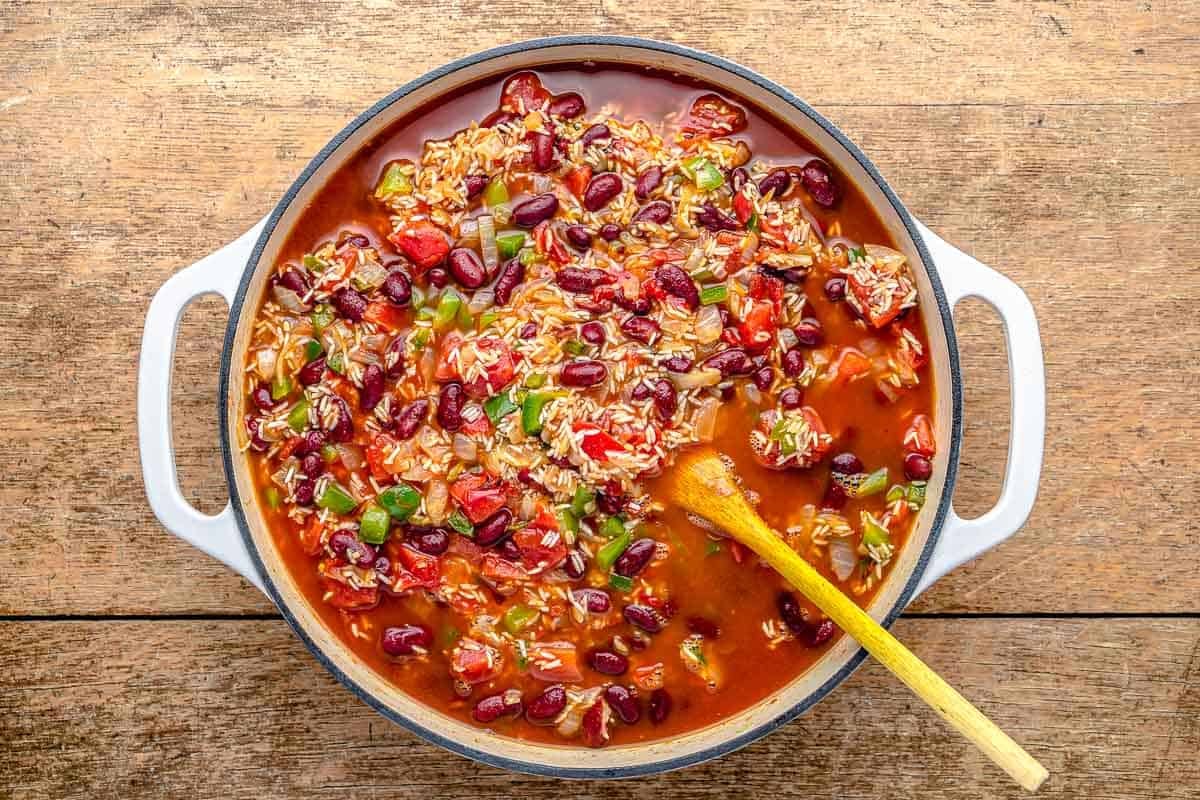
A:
<box><xmin>911</xmin><ymin>223</ymin><xmax>1045</xmax><ymax>598</ymax></box>
<box><xmin>138</xmin><ymin>221</ymin><xmax>269</xmax><ymax>595</ymax></box>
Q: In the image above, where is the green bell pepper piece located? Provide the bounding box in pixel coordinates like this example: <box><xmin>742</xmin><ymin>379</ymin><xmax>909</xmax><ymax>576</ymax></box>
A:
<box><xmin>447</xmin><ymin>509</ymin><xmax>474</xmax><ymax>538</ymax></box>
<box><xmin>483</xmin><ymin>178</ymin><xmax>509</xmax><ymax>208</ymax></box>
<box><xmin>433</xmin><ymin>290</ymin><xmax>462</xmax><ymax>332</ymax></box>
<box><xmin>497</xmin><ymin>232</ymin><xmax>525</xmax><ymax>260</ymax></box>
<box><xmin>599</xmin><ymin>514</ymin><xmax>625</xmax><ymax>539</ymax></box>
<box><xmin>286</xmin><ymin>399</ymin><xmax>310</xmax><ymax>431</ymax></box>
<box><xmin>570</xmin><ymin>486</ymin><xmax>595</xmax><ymax>518</ymax></box>
<box><xmin>316</xmin><ymin>482</ymin><xmax>358</xmax><ymax>515</ymax></box>
<box><xmin>264</xmin><ymin>487</ymin><xmax>281</xmax><ymax>510</ymax></box>
<box><xmin>270</xmin><ymin>371</ymin><xmax>292</xmax><ymax>401</ymax></box>
<box><xmin>700</xmin><ymin>284</ymin><xmax>728</xmax><ymax>306</ymax></box>
<box><xmin>377</xmin><ymin>483</ymin><xmax>421</xmax><ymax>522</ymax></box>
<box><xmin>520</xmin><ymin>391</ymin><xmax>564</xmax><ymax>436</ymax></box>
<box><xmin>311</xmin><ymin>304</ymin><xmax>335</xmax><ymax>333</ymax></box>
<box><xmin>326</xmin><ymin>352</ymin><xmax>346</xmax><ymax>375</ymax></box>
<box><xmin>861</xmin><ymin>513</ymin><xmax>891</xmax><ymax>549</ymax></box>
<box><xmin>501</xmin><ymin>604</ymin><xmax>540</xmax><ymax>636</ymax></box>
<box><xmin>562</xmin><ymin>339</ymin><xmax>587</xmax><ymax>356</ymax></box>
<box><xmin>608</xmin><ymin>573</ymin><xmax>634</xmax><ymax>592</ymax></box>
<box><xmin>596</xmin><ymin>530</ymin><xmax>632</xmax><ymax>571</ymax></box>
<box><xmin>358</xmin><ymin>503</ymin><xmax>391</xmax><ymax>545</ymax></box>
<box><xmin>303</xmin><ymin>339</ymin><xmax>323</xmax><ymax>362</ymax></box>
<box><xmin>374</xmin><ymin>161</ymin><xmax>413</xmax><ymax>199</ymax></box>
<box><xmin>484</xmin><ymin>393</ymin><xmax>519</xmax><ymax>425</ymax></box>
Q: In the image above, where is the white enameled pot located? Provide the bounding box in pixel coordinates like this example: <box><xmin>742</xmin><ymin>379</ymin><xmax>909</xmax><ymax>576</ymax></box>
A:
<box><xmin>137</xmin><ymin>37</ymin><xmax>1045</xmax><ymax>777</ymax></box>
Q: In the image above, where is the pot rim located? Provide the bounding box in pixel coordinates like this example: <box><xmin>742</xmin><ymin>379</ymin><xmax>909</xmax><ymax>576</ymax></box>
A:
<box><xmin>218</xmin><ymin>34</ymin><xmax>963</xmax><ymax>778</ymax></box>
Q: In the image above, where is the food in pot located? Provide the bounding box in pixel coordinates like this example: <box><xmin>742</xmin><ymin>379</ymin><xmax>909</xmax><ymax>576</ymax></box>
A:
<box><xmin>243</xmin><ymin>68</ymin><xmax>935</xmax><ymax>746</ymax></box>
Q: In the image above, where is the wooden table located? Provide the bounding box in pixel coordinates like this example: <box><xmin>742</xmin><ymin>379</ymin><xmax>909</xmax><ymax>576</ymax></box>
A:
<box><xmin>2</xmin><ymin>2</ymin><xmax>1197</xmax><ymax>797</ymax></box>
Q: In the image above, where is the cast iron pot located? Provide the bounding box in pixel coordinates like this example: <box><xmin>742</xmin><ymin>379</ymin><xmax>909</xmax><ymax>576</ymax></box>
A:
<box><xmin>137</xmin><ymin>36</ymin><xmax>1046</xmax><ymax>778</ymax></box>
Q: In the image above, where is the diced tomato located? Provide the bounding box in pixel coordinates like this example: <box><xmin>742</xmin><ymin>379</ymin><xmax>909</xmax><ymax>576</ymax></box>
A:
<box><xmin>365</xmin><ymin>433</ymin><xmax>401</xmax><ymax>481</ymax></box>
<box><xmin>581</xmin><ymin>697</ymin><xmax>610</xmax><ymax>748</ymax></box>
<box><xmin>904</xmin><ymin>414</ymin><xmax>936</xmax><ymax>457</ymax></box>
<box><xmin>848</xmin><ymin>273</ymin><xmax>906</xmax><ymax>328</ymax></box>
<box><xmin>513</xmin><ymin>526</ymin><xmax>567</xmax><ymax>571</ymax></box>
<box><xmin>434</xmin><ymin>331</ymin><xmax>464</xmax><ymax>382</ymax></box>
<box><xmin>384</xmin><ymin>543</ymin><xmax>440</xmax><ymax>594</ymax></box>
<box><xmin>682</xmin><ymin>93</ymin><xmax>748</xmax><ymax>135</ymax></box>
<box><xmin>458</xmin><ymin>409</ymin><xmax>492</xmax><ymax>436</ymax></box>
<box><xmin>450</xmin><ymin>639</ymin><xmax>503</xmax><ymax>684</ymax></box>
<box><xmin>446</xmin><ymin>537</ymin><xmax>484</xmax><ymax>565</ymax></box>
<box><xmin>388</xmin><ymin>222</ymin><xmax>449</xmax><ymax>272</ymax></box>
<box><xmin>528</xmin><ymin>641</ymin><xmax>583</xmax><ymax>683</ymax></box>
<box><xmin>299</xmin><ymin>517</ymin><xmax>324</xmax><ymax>557</ymax></box>
<box><xmin>499</xmin><ymin>72</ymin><xmax>551</xmax><ymax>114</ymax></box>
<box><xmin>276</xmin><ymin>436</ymin><xmax>302</xmax><ymax>461</ymax></box>
<box><xmin>572</xmin><ymin>422</ymin><xmax>624</xmax><ymax>462</ymax></box>
<box><xmin>738</xmin><ymin>301</ymin><xmax>777</xmax><ymax>353</ymax></box>
<box><xmin>801</xmin><ymin>406</ymin><xmax>832</xmax><ymax>457</ymax></box>
<box><xmin>322</xmin><ymin>579</ymin><xmax>379</xmax><ymax>611</ymax></box>
<box><xmin>533</xmin><ymin>220</ymin><xmax>570</xmax><ymax>265</ymax></box>
<box><xmin>362</xmin><ymin>301</ymin><xmax>406</xmax><ymax>332</ymax></box>
<box><xmin>830</xmin><ymin>347</ymin><xmax>872</xmax><ymax>385</ymax></box>
<box><xmin>748</xmin><ymin>272</ymin><xmax>784</xmax><ymax>305</ymax></box>
<box><xmin>481</xmin><ymin>552</ymin><xmax>528</xmax><ymax>583</ymax></box>
<box><xmin>732</xmin><ymin>189</ymin><xmax>754</xmax><ymax>224</ymax></box>
<box><xmin>463</xmin><ymin>338</ymin><xmax>517</xmax><ymax>398</ymax></box>
<box><xmin>449</xmin><ymin>474</ymin><xmax>508</xmax><ymax>523</ymax></box>
<box><xmin>564</xmin><ymin>165</ymin><xmax>592</xmax><ymax>199</ymax></box>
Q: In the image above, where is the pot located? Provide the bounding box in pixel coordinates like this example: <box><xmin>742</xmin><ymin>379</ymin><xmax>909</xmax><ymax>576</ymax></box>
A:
<box><xmin>137</xmin><ymin>36</ymin><xmax>1045</xmax><ymax>777</ymax></box>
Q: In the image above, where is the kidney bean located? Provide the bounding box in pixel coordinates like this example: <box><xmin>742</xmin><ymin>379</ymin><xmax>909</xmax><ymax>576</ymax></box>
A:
<box><xmin>529</xmin><ymin>131</ymin><xmax>556</xmax><ymax>172</ymax></box>
<box><xmin>793</xmin><ymin>318</ymin><xmax>823</xmax><ymax>347</ymax></box>
<box><xmin>801</xmin><ymin>159</ymin><xmax>840</xmax><ymax>207</ymax></box>
<box><xmin>824</xmin><ymin>276</ymin><xmax>847</xmax><ymax>302</ymax></box>
<box><xmin>695</xmin><ymin>203</ymin><xmax>739</xmax><ymax>232</ymax></box>
<box><xmin>436</xmin><ymin>383</ymin><xmax>465</xmax><ymax>431</ymax></box>
<box><xmin>330</xmin><ymin>530</ymin><xmax>373</xmax><ymax>565</ymax></box>
<box><xmin>574</xmin><ymin>588</ymin><xmax>611</xmax><ymax>613</ymax></box>
<box><xmin>649</xmin><ymin>688</ymin><xmax>672</xmax><ymax>724</ymax></box>
<box><xmin>381</xmin><ymin>269</ymin><xmax>412</xmax><ymax>306</ymax></box>
<box><xmin>339</xmin><ymin>232</ymin><xmax>370</xmax><ymax>248</ymax></box>
<box><xmin>904</xmin><ymin>452</ymin><xmax>933</xmax><ymax>481</ymax></box>
<box><xmin>599</xmin><ymin>223</ymin><xmax>621</xmax><ymax>241</ymax></box>
<box><xmin>597</xmin><ymin>489</ymin><xmax>625</xmax><ymax>515</ymax></box>
<box><xmin>555</xmin><ymin>267</ymin><xmax>613</xmax><ymax>293</ymax></box>
<box><xmin>491</xmin><ymin>257</ymin><xmax>525</xmax><ymax>306</ymax></box>
<box><xmin>512</xmin><ymin>193</ymin><xmax>559</xmax><ymax>228</ymax></box>
<box><xmin>752</xmin><ymin>366</ymin><xmax>774</xmax><ymax>392</ymax></box>
<box><xmin>782</xmin><ymin>348</ymin><xmax>806</xmax><ymax>377</ymax></box>
<box><xmin>631</xmin><ymin>165</ymin><xmax>663</xmax><ymax>200</ymax></box>
<box><xmin>326</xmin><ymin>396</ymin><xmax>354</xmax><ymax>442</ymax></box>
<box><xmin>560</xmin><ymin>360</ymin><xmax>608</xmax><ymax>387</ymax></box>
<box><xmin>482</xmin><ymin>110</ymin><xmax>517</xmax><ymax>128</ymax></box>
<box><xmin>583</xmin><ymin>172</ymin><xmax>623</xmax><ymax>212</ymax></box>
<box><xmin>657</xmin><ymin>266</ymin><xmax>699</xmax><ymax>310</ymax></box>
<box><xmin>518</xmin><ymin>321</ymin><xmax>538</xmax><ymax>339</ymax></box>
<box><xmin>475</xmin><ymin>508</ymin><xmax>514</xmax><ymax>548</ymax></box>
<box><xmin>332</xmin><ymin>286</ymin><xmax>367</xmax><ymax>321</ymax></box>
<box><xmin>382</xmin><ymin>624</ymin><xmax>433</xmax><ymax>657</ymax></box>
<box><xmin>630</xmin><ymin>381</ymin><xmax>652</xmax><ymax>401</ymax></box>
<box><xmin>650</xmin><ymin>379</ymin><xmax>677</xmax><ymax>421</ymax></box>
<box><xmin>498</xmin><ymin>537</ymin><xmax>522</xmax><ymax>562</ymax></box>
<box><xmin>296</xmin><ymin>429</ymin><xmax>326</xmax><ymax>456</ymax></box>
<box><xmin>580</xmin><ymin>123</ymin><xmax>611</xmax><ymax>147</ymax></box>
<box><xmin>447</xmin><ymin>247</ymin><xmax>487</xmax><ymax>289</ymax></box>
<box><xmin>615</xmin><ymin>293</ymin><xmax>651</xmax><ymax>315</ymax></box>
<box><xmin>251</xmin><ymin>385</ymin><xmax>273</xmax><ymax>410</ymax></box>
<box><xmin>372</xmin><ymin>556</ymin><xmax>391</xmax><ymax>581</ymax></box>
<box><xmin>807</xmin><ymin>619</ymin><xmax>837</xmax><ymax>647</ymax></box>
<box><xmin>831</xmin><ymin>452</ymin><xmax>863</xmax><ymax>474</ymax></box>
<box><xmin>298</xmin><ymin>355</ymin><xmax>326</xmax><ymax>386</ymax></box>
<box><xmin>662</xmin><ymin>355</ymin><xmax>692</xmax><ymax>373</ymax></box>
<box><xmin>621</xmin><ymin>315</ymin><xmax>660</xmax><ymax>345</ymax></box>
<box><xmin>293</xmin><ymin>479</ymin><xmax>315</xmax><ymax>506</ymax></box>
<box><xmin>588</xmin><ymin>649</ymin><xmax>628</xmax><ymax>676</ymax></box>
<box><xmin>757</xmin><ymin>168</ymin><xmax>792</xmax><ymax>199</ymax></box>
<box><xmin>777</xmin><ymin>591</ymin><xmax>810</xmax><ymax>635</ymax></box>
<box><xmin>549</xmin><ymin>92</ymin><xmax>585</xmax><ymax>118</ymax></box>
<box><xmin>623</xmin><ymin>604</ymin><xmax>664</xmax><ymax>634</ymax></box>
<box><xmin>527</xmin><ymin>686</ymin><xmax>567</xmax><ymax>723</ymax></box>
<box><xmin>613</xmin><ymin>538</ymin><xmax>657</xmax><ymax>578</ymax></box>
<box><xmin>730</xmin><ymin>166</ymin><xmax>750</xmax><ymax>193</ymax></box>
<box><xmin>573</xmin><ymin>321</ymin><xmax>604</xmax><ymax>347</ymax></box>
<box><xmin>687</xmin><ymin>616</ymin><xmax>721</xmax><ymax>639</ymax></box>
<box><xmin>392</xmin><ymin>398</ymin><xmax>429</xmax><ymax>440</ymax></box>
<box><xmin>702</xmin><ymin>347</ymin><xmax>753</xmax><ymax>377</ymax></box>
<box><xmin>563</xmin><ymin>548</ymin><xmax>587</xmax><ymax>579</ymax></box>
<box><xmin>359</xmin><ymin>363</ymin><xmax>385</xmax><ymax>412</ymax></box>
<box><xmin>760</xmin><ymin>265</ymin><xmax>807</xmax><ymax>285</ymax></box>
<box><xmin>604</xmin><ymin>685</ymin><xmax>641</xmax><ymax>724</ymax></box>
<box><xmin>380</xmin><ymin>338</ymin><xmax>406</xmax><ymax>381</ymax></box>
<box><xmin>277</xmin><ymin>268</ymin><xmax>311</xmax><ymax>299</ymax></box>
<box><xmin>407</xmin><ymin>525</ymin><xmax>449</xmax><ymax>556</ymax></box>
<box><xmin>300</xmin><ymin>452</ymin><xmax>324</xmax><ymax>478</ymax></box>
<box><xmin>464</xmin><ymin>173</ymin><xmax>489</xmax><ymax>199</ymax></box>
<box><xmin>428</xmin><ymin>267</ymin><xmax>449</xmax><ymax>288</ymax></box>
<box><xmin>632</xmin><ymin>200</ymin><xmax>672</xmax><ymax>226</ymax></box>
<box><xmin>562</xmin><ymin>225</ymin><xmax>591</xmax><ymax>250</ymax></box>
<box><xmin>473</xmin><ymin>691</ymin><xmax>523</xmax><ymax>723</ymax></box>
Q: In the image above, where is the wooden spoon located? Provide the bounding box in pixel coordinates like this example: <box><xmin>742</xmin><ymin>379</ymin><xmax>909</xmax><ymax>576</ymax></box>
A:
<box><xmin>668</xmin><ymin>448</ymin><xmax>1048</xmax><ymax>793</ymax></box>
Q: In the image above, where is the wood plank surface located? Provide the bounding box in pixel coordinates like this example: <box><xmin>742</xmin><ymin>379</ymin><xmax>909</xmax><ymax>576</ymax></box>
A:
<box><xmin>2</xmin><ymin>617</ymin><xmax>1197</xmax><ymax>799</ymax></box>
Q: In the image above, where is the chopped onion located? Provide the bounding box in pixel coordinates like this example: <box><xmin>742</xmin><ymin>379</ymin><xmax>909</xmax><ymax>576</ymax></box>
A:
<box><xmin>826</xmin><ymin>235</ymin><xmax>861</xmax><ymax>254</ymax></box>
<box><xmin>741</xmin><ymin>382</ymin><xmax>763</xmax><ymax>406</ymax></box>
<box><xmin>255</xmin><ymin>348</ymin><xmax>278</xmax><ymax>381</ymax></box>
<box><xmin>426</xmin><ymin>479</ymin><xmax>448</xmax><ymax>524</ymax></box>
<box><xmin>271</xmin><ymin>285</ymin><xmax>309</xmax><ymax>314</ymax></box>
<box><xmin>457</xmin><ymin>218</ymin><xmax>480</xmax><ymax>248</ymax></box>
<box><xmin>694</xmin><ymin>397</ymin><xmax>720</xmax><ymax>442</ymax></box>
<box><xmin>478</xmin><ymin>214</ymin><xmax>499</xmax><ymax>271</ymax></box>
<box><xmin>830</xmin><ymin>539</ymin><xmax>857</xmax><ymax>581</ymax></box>
<box><xmin>351</xmin><ymin>260</ymin><xmax>389</xmax><ymax>292</ymax></box>
<box><xmin>532</xmin><ymin>174</ymin><xmax>554</xmax><ymax>194</ymax></box>
<box><xmin>875</xmin><ymin>378</ymin><xmax>899</xmax><ymax>404</ymax></box>
<box><xmin>361</xmin><ymin>333</ymin><xmax>388</xmax><ymax>352</ymax></box>
<box><xmin>335</xmin><ymin>444</ymin><xmax>364</xmax><ymax>470</ymax></box>
<box><xmin>452</xmin><ymin>433</ymin><xmax>478</xmax><ymax>462</ymax></box>
<box><xmin>865</xmin><ymin>243</ymin><xmax>907</xmax><ymax>266</ymax></box>
<box><xmin>468</xmin><ymin>288</ymin><xmax>495</xmax><ymax>314</ymax></box>
<box><xmin>556</xmin><ymin>685</ymin><xmax>602</xmax><ymax>738</ymax></box>
<box><xmin>694</xmin><ymin>305</ymin><xmax>723</xmax><ymax>344</ymax></box>
<box><xmin>777</xmin><ymin>327</ymin><xmax>799</xmax><ymax>351</ymax></box>
<box><xmin>418</xmin><ymin>345</ymin><xmax>436</xmax><ymax>385</ymax></box>
<box><xmin>670</xmin><ymin>367</ymin><xmax>722</xmax><ymax>390</ymax></box>
<box><xmin>739</xmin><ymin>230</ymin><xmax>760</xmax><ymax>264</ymax></box>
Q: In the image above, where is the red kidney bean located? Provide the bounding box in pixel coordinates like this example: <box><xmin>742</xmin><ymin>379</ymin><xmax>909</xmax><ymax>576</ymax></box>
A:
<box><xmin>695</xmin><ymin>203</ymin><xmax>739</xmax><ymax>231</ymax></box>
<box><xmin>632</xmin><ymin>201</ymin><xmax>672</xmax><ymax>225</ymax></box>
<box><xmin>518</xmin><ymin>321</ymin><xmax>538</xmax><ymax>339</ymax></box>
<box><xmin>513</xmin><ymin>193</ymin><xmax>559</xmax><ymax>228</ymax></box>
<box><xmin>554</xmin><ymin>267</ymin><xmax>614</xmax><ymax>293</ymax></box>
<box><xmin>604</xmin><ymin>684</ymin><xmax>641</xmax><ymax>724</ymax></box>
<box><xmin>359</xmin><ymin>364</ymin><xmax>385</xmax><ymax>411</ymax></box>
<box><xmin>392</xmin><ymin>398</ymin><xmax>429</xmax><ymax>440</ymax></box>
<box><xmin>663</xmin><ymin>355</ymin><xmax>692</xmax><ymax>373</ymax></box>
<box><xmin>436</xmin><ymin>383</ymin><xmax>465</xmax><ymax>431</ymax></box>
<box><xmin>730</xmin><ymin>166</ymin><xmax>750</xmax><ymax>193</ymax></box>
<box><xmin>564</xmin><ymin>548</ymin><xmax>587</xmax><ymax>579</ymax></box>
<box><xmin>831</xmin><ymin>452</ymin><xmax>864</xmax><ymax>474</ymax></box>
<box><xmin>613</xmin><ymin>538</ymin><xmax>657</xmax><ymax>578</ymax></box>
<box><xmin>599</xmin><ymin>223</ymin><xmax>621</xmax><ymax>241</ymax></box>
<box><xmin>447</xmin><ymin>247</ymin><xmax>487</xmax><ymax>289</ymax></box>
<box><xmin>824</xmin><ymin>276</ymin><xmax>847</xmax><ymax>302</ymax></box>
<box><xmin>580</xmin><ymin>123</ymin><xmax>611</xmax><ymax>147</ymax></box>
<box><xmin>330</xmin><ymin>530</ymin><xmax>375</xmax><ymax>565</ymax></box>
<box><xmin>579</xmin><ymin>321</ymin><xmax>606</xmax><ymax>346</ymax></box>
<box><xmin>300</xmin><ymin>452</ymin><xmax>324</xmax><ymax>478</ymax></box>
<box><xmin>493</xmin><ymin>257</ymin><xmax>525</xmax><ymax>306</ymax></box>
<box><xmin>793</xmin><ymin>318</ymin><xmax>823</xmax><ymax>347</ymax></box>
<box><xmin>651</xmin><ymin>379</ymin><xmax>677</xmax><ymax>421</ymax></box>
<box><xmin>296</xmin><ymin>429</ymin><xmax>326</xmax><ymax>456</ymax></box>
<box><xmin>277</xmin><ymin>268</ymin><xmax>311</xmax><ymax>299</ymax></box>
<box><xmin>406</xmin><ymin>525</ymin><xmax>449</xmax><ymax>556</ymax></box>
<box><xmin>382</xmin><ymin>624</ymin><xmax>433</xmax><ymax>657</ymax></box>
<box><xmin>372</xmin><ymin>556</ymin><xmax>391</xmax><ymax>581</ymax></box>
<box><xmin>630</xmin><ymin>381</ymin><xmax>652</xmax><ymax>401</ymax></box>
<box><xmin>686</xmin><ymin>616</ymin><xmax>721</xmax><ymax>639</ymax></box>
<box><xmin>623</xmin><ymin>604</ymin><xmax>664</xmax><ymax>633</ymax></box>
<box><xmin>428</xmin><ymin>267</ymin><xmax>449</xmax><ymax>288</ymax></box>
<box><xmin>702</xmin><ymin>347</ymin><xmax>753</xmax><ymax>377</ymax></box>
<box><xmin>251</xmin><ymin>385</ymin><xmax>273</xmax><ymax>410</ymax></box>
<box><xmin>574</xmin><ymin>588</ymin><xmax>611</xmax><ymax>613</ymax></box>
<box><xmin>752</xmin><ymin>366</ymin><xmax>774</xmax><ymax>392</ymax></box>
<box><xmin>384</xmin><ymin>337</ymin><xmax>406</xmax><ymax>380</ymax></box>
<box><xmin>757</xmin><ymin>168</ymin><xmax>792</xmax><ymax>199</ymax></box>
<box><xmin>717</xmin><ymin>306</ymin><xmax>732</xmax><ymax>327</ymax></box>
<box><xmin>332</xmin><ymin>287</ymin><xmax>367</xmax><ymax>321</ymax></box>
<box><xmin>634</xmin><ymin>165</ymin><xmax>663</xmax><ymax>199</ymax></box>
<box><xmin>548</xmin><ymin>92</ymin><xmax>585</xmax><ymax>118</ymax></box>
<box><xmin>338</xmin><ymin>232</ymin><xmax>370</xmax><ymax>249</ymax></box>
<box><xmin>759</xmin><ymin>265</ymin><xmax>807</xmax><ymax>285</ymax></box>
<box><xmin>382</xmin><ymin>269</ymin><xmax>412</xmax><ymax>306</ymax></box>
<box><xmin>526</xmin><ymin>686</ymin><xmax>567</xmax><ymax>723</ymax></box>
<box><xmin>657</xmin><ymin>266</ymin><xmax>699</xmax><ymax>309</ymax></box>
<box><xmin>777</xmin><ymin>591</ymin><xmax>808</xmax><ymax>635</ymax></box>
<box><xmin>801</xmin><ymin>159</ymin><xmax>840</xmax><ymax>207</ymax></box>
<box><xmin>298</xmin><ymin>355</ymin><xmax>326</xmax><ymax>386</ymax></box>
<box><xmin>904</xmin><ymin>452</ymin><xmax>933</xmax><ymax>481</ymax></box>
<box><xmin>482</xmin><ymin>110</ymin><xmax>517</xmax><ymax>128</ymax></box>
<box><xmin>588</xmin><ymin>649</ymin><xmax>628</xmax><ymax>676</ymax></box>
<box><xmin>327</xmin><ymin>396</ymin><xmax>354</xmax><ymax>442</ymax></box>
<box><xmin>821</xmin><ymin>480</ymin><xmax>848</xmax><ymax>510</ymax></box>
<box><xmin>565</xmin><ymin>225</ymin><xmax>593</xmax><ymax>250</ymax></box>
<box><xmin>782</xmin><ymin>348</ymin><xmax>806</xmax><ymax>377</ymax></box>
<box><xmin>807</xmin><ymin>619</ymin><xmax>837</xmax><ymax>647</ymax></box>
<box><xmin>598</xmin><ymin>487</ymin><xmax>625</xmax><ymax>514</ymax></box>
<box><xmin>498</xmin><ymin>537</ymin><xmax>522</xmax><ymax>562</ymax></box>
<box><xmin>529</xmin><ymin>131</ymin><xmax>556</xmax><ymax>172</ymax></box>
<box><xmin>475</xmin><ymin>508</ymin><xmax>514</xmax><ymax>548</ymax></box>
<box><xmin>473</xmin><ymin>692</ymin><xmax>523</xmax><ymax>723</ymax></box>
<box><xmin>583</xmin><ymin>172</ymin><xmax>623</xmax><ymax>212</ymax></box>
<box><xmin>614</xmin><ymin>293</ymin><xmax>651</xmax><ymax>315</ymax></box>
<box><xmin>464</xmin><ymin>173</ymin><xmax>489</xmax><ymax>199</ymax></box>
<box><xmin>621</xmin><ymin>315</ymin><xmax>660</xmax><ymax>345</ymax></box>
<box><xmin>293</xmin><ymin>479</ymin><xmax>315</xmax><ymax>506</ymax></box>
<box><xmin>560</xmin><ymin>360</ymin><xmax>608</xmax><ymax>387</ymax></box>
<box><xmin>649</xmin><ymin>688</ymin><xmax>672</xmax><ymax>724</ymax></box>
